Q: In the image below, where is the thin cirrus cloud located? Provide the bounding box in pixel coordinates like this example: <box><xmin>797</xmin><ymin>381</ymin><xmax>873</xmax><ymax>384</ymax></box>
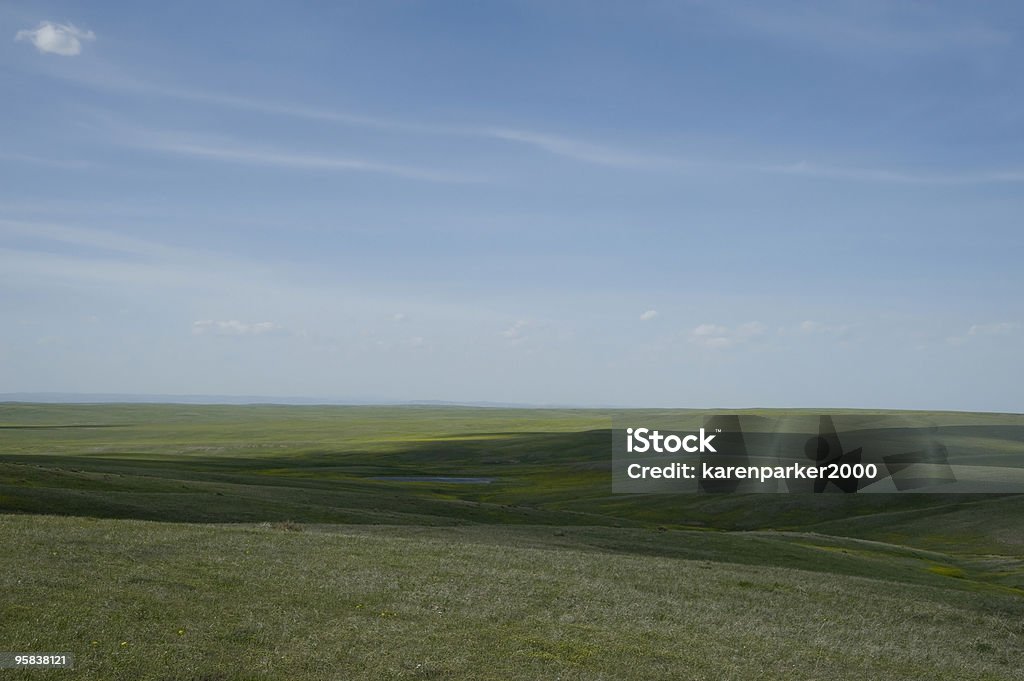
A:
<box><xmin>16</xmin><ymin>18</ymin><xmax>1024</xmax><ymax>188</ymax></box>
<box><xmin>714</xmin><ymin>1</ymin><xmax>1009</xmax><ymax>55</ymax></box>
<box><xmin>82</xmin><ymin>70</ymin><xmax>673</xmax><ymax>172</ymax></box>
<box><xmin>15</xmin><ymin>21</ymin><xmax>95</xmax><ymax>56</ymax></box>
<box><xmin>968</xmin><ymin>322</ymin><xmax>1021</xmax><ymax>336</ymax></box>
<box><xmin>122</xmin><ymin>101</ymin><xmax>1024</xmax><ymax>185</ymax></box>
<box><xmin>639</xmin><ymin>310</ymin><xmax>659</xmax><ymax>321</ymax></box>
<box><xmin>0</xmin><ymin>219</ymin><xmax>176</xmax><ymax>258</ymax></box>
<box><xmin>483</xmin><ymin>128</ymin><xmax>677</xmax><ymax>170</ymax></box>
<box><xmin>120</xmin><ymin>80</ymin><xmax>671</xmax><ymax>172</ymax></box>
<box><xmin>27</xmin><ymin>50</ymin><xmax>1024</xmax><ymax>184</ymax></box>
<box><xmin>129</xmin><ymin>133</ymin><xmax>480</xmax><ymax>183</ymax></box>
<box><xmin>0</xmin><ymin>220</ymin><xmax>270</xmax><ymax>293</ymax></box>
<box><xmin>946</xmin><ymin>322</ymin><xmax>1020</xmax><ymax>347</ymax></box>
<box><xmin>761</xmin><ymin>161</ymin><xmax>1024</xmax><ymax>185</ymax></box>
<box><xmin>130</xmin><ymin>94</ymin><xmax>670</xmax><ymax>173</ymax></box>
<box><xmin>160</xmin><ymin>90</ymin><xmax>1024</xmax><ymax>182</ymax></box>
<box><xmin>50</xmin><ymin>63</ymin><xmax>669</xmax><ymax>171</ymax></box>
<box><xmin>192</xmin><ymin>320</ymin><xmax>283</xmax><ymax>336</ymax></box>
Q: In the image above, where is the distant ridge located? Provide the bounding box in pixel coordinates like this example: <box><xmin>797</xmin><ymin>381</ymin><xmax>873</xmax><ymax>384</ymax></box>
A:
<box><xmin>3</xmin><ymin>394</ymin><xmax>1004</xmax><ymax>413</ymax></box>
<box><xmin>0</xmin><ymin>393</ymin><xmax>578</xmax><ymax>408</ymax></box>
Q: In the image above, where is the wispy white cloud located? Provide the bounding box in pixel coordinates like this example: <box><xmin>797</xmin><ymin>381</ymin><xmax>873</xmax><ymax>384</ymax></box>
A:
<box><xmin>42</xmin><ymin>61</ymin><xmax>683</xmax><ymax>173</ymax></box>
<box><xmin>201</xmin><ymin>125</ymin><xmax>1024</xmax><ymax>185</ymax></box>
<box><xmin>49</xmin><ymin>63</ymin><xmax>671</xmax><ymax>171</ymax></box>
<box><xmin>761</xmin><ymin>161</ymin><xmax>1024</xmax><ymax>185</ymax></box>
<box><xmin>690</xmin><ymin>321</ymin><xmax>766</xmax><ymax>349</ymax></box>
<box><xmin>639</xmin><ymin>309</ymin><xmax>659</xmax><ymax>321</ymax></box>
<box><xmin>691</xmin><ymin>329</ymin><xmax>733</xmax><ymax>350</ymax></box>
<box><xmin>0</xmin><ymin>221</ymin><xmax>262</xmax><ymax>291</ymax></box>
<box><xmin>130</xmin><ymin>119</ymin><xmax>1024</xmax><ymax>184</ymax></box>
<box><xmin>0</xmin><ymin>220</ymin><xmax>507</xmax><ymax>324</ymax></box>
<box><xmin>0</xmin><ymin>219</ymin><xmax>175</xmax><ymax>258</ymax></box>
<box><xmin>501</xmin><ymin>320</ymin><xmax>529</xmax><ymax>342</ymax></box>
<box><xmin>484</xmin><ymin>128</ymin><xmax>676</xmax><ymax>169</ymax></box>
<box><xmin>129</xmin><ymin>118</ymin><xmax>1024</xmax><ymax>186</ymax></box>
<box><xmin>36</xmin><ymin>62</ymin><xmax>469</xmax><ymax>137</ymax></box>
<box><xmin>968</xmin><ymin>322</ymin><xmax>1021</xmax><ymax>336</ymax></box>
<box><xmin>946</xmin><ymin>321</ymin><xmax>1019</xmax><ymax>346</ymax></box>
<box><xmin>713</xmin><ymin>2</ymin><xmax>1009</xmax><ymax>55</ymax></box>
<box><xmin>192</xmin><ymin>320</ymin><xmax>283</xmax><ymax>336</ymax></box>
<box><xmin>132</xmin><ymin>134</ymin><xmax>478</xmax><ymax>183</ymax></box>
<box><xmin>30</xmin><ymin>47</ymin><xmax>1024</xmax><ymax>184</ymax></box>
<box><xmin>693</xmin><ymin>323</ymin><xmax>727</xmax><ymax>337</ymax></box>
<box><xmin>15</xmin><ymin>21</ymin><xmax>95</xmax><ymax>56</ymax></box>
<box><xmin>0</xmin><ymin>246</ymin><xmax>200</xmax><ymax>289</ymax></box>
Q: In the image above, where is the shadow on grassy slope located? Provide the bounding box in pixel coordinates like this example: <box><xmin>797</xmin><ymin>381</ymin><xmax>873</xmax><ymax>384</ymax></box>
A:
<box><xmin>3</xmin><ymin>424</ymin><xmax>1024</xmax><ymax>560</ymax></box>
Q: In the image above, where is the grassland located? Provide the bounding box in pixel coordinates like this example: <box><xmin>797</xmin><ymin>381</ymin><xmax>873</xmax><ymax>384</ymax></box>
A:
<box><xmin>1</xmin><ymin>404</ymin><xmax>1022</xmax><ymax>679</ymax></box>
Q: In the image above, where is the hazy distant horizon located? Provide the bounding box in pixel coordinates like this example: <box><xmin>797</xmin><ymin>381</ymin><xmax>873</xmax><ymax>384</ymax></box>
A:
<box><xmin>3</xmin><ymin>392</ymin><xmax>1021</xmax><ymax>415</ymax></box>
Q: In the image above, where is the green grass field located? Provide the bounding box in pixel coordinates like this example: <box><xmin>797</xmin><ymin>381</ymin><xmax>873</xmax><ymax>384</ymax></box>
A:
<box><xmin>1</xmin><ymin>404</ymin><xmax>1022</xmax><ymax>679</ymax></box>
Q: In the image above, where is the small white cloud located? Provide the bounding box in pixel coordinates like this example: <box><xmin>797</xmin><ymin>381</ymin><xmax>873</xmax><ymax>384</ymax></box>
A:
<box><xmin>639</xmin><ymin>309</ymin><xmax>658</xmax><ymax>321</ymax></box>
<box><xmin>701</xmin><ymin>336</ymin><xmax>735</xmax><ymax>350</ymax></box>
<box><xmin>693</xmin><ymin>323</ymin><xmax>727</xmax><ymax>337</ymax></box>
<box><xmin>945</xmin><ymin>322</ymin><xmax>1019</xmax><ymax>347</ymax></box>
<box><xmin>392</xmin><ymin>313</ymin><xmax>407</xmax><ymax>323</ymax></box>
<box><xmin>690</xmin><ymin>324</ymin><xmax>733</xmax><ymax>349</ymax></box>
<box><xmin>968</xmin><ymin>322</ymin><xmax>1020</xmax><ymax>336</ymax></box>
<box><xmin>501</xmin><ymin>320</ymin><xmax>529</xmax><ymax>342</ymax></box>
<box><xmin>192</xmin><ymin>320</ymin><xmax>282</xmax><ymax>336</ymax></box>
<box><xmin>690</xmin><ymin>322</ymin><xmax>766</xmax><ymax>349</ymax></box>
<box><xmin>15</xmin><ymin>21</ymin><xmax>95</xmax><ymax>56</ymax></box>
<box><xmin>502</xmin><ymin>320</ymin><xmax>527</xmax><ymax>338</ymax></box>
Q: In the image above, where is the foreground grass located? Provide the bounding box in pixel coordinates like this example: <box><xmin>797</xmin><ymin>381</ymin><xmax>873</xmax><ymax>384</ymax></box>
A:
<box><xmin>1</xmin><ymin>514</ymin><xmax>1022</xmax><ymax>681</ymax></box>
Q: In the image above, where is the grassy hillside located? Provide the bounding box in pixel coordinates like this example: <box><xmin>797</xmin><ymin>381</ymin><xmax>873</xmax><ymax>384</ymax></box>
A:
<box><xmin>1</xmin><ymin>404</ymin><xmax>1022</xmax><ymax>679</ymax></box>
<box><xmin>1</xmin><ymin>514</ymin><xmax>1021</xmax><ymax>681</ymax></box>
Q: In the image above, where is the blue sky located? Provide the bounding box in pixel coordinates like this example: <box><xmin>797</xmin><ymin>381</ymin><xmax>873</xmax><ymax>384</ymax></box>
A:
<box><xmin>2</xmin><ymin>1</ymin><xmax>1022</xmax><ymax>410</ymax></box>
